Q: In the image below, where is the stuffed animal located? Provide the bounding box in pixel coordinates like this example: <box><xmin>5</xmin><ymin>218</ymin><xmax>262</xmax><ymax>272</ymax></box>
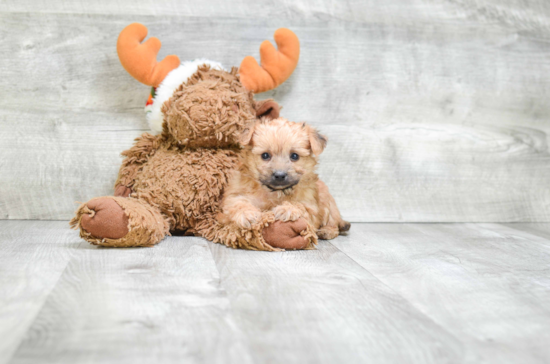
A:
<box><xmin>70</xmin><ymin>23</ymin><xmax>317</xmax><ymax>251</ymax></box>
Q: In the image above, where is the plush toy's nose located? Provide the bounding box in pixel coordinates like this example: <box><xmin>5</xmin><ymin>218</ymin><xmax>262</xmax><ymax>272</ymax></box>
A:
<box><xmin>272</xmin><ymin>171</ymin><xmax>288</xmax><ymax>181</ymax></box>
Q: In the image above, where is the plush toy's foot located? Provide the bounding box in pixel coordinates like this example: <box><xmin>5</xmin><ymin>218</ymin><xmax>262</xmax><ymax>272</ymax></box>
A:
<box><xmin>80</xmin><ymin>198</ymin><xmax>129</xmax><ymax>239</ymax></box>
<box><xmin>262</xmin><ymin>218</ymin><xmax>317</xmax><ymax>250</ymax></box>
<box><xmin>199</xmin><ymin>213</ymin><xmax>317</xmax><ymax>252</ymax></box>
<box><xmin>70</xmin><ymin>196</ymin><xmax>169</xmax><ymax>247</ymax></box>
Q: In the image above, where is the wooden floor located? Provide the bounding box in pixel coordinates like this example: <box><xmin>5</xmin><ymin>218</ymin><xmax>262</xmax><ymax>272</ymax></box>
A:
<box><xmin>0</xmin><ymin>221</ymin><xmax>549</xmax><ymax>364</ymax></box>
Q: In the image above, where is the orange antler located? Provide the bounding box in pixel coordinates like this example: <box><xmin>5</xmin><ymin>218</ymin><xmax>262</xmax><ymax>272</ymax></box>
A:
<box><xmin>117</xmin><ymin>23</ymin><xmax>180</xmax><ymax>87</ymax></box>
<box><xmin>239</xmin><ymin>28</ymin><xmax>300</xmax><ymax>93</ymax></box>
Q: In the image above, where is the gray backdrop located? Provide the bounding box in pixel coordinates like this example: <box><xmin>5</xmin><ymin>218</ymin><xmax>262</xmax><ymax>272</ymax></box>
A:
<box><xmin>1</xmin><ymin>0</ymin><xmax>549</xmax><ymax>222</ymax></box>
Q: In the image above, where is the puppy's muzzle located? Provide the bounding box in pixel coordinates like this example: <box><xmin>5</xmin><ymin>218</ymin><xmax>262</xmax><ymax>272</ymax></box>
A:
<box><xmin>265</xmin><ymin>170</ymin><xmax>297</xmax><ymax>190</ymax></box>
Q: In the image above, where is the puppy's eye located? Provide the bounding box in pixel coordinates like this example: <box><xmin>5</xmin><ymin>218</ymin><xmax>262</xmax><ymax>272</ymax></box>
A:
<box><xmin>290</xmin><ymin>153</ymin><xmax>300</xmax><ymax>161</ymax></box>
<box><xmin>261</xmin><ymin>152</ymin><xmax>271</xmax><ymax>161</ymax></box>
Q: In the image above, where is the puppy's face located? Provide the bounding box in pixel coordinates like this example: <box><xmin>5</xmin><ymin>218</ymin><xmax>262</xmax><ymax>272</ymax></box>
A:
<box><xmin>241</xmin><ymin>118</ymin><xmax>327</xmax><ymax>191</ymax></box>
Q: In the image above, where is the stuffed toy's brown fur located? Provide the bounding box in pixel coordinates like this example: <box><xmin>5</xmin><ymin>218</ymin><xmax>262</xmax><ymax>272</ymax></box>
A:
<box><xmin>70</xmin><ymin>24</ymin><xmax>316</xmax><ymax>251</ymax></box>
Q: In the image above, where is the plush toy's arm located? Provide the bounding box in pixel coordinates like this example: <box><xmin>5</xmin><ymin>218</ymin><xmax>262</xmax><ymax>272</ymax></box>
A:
<box><xmin>114</xmin><ymin>133</ymin><xmax>161</xmax><ymax>197</ymax></box>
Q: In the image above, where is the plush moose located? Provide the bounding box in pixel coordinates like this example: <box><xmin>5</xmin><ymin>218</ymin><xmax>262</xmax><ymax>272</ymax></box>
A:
<box><xmin>70</xmin><ymin>23</ymin><xmax>317</xmax><ymax>251</ymax></box>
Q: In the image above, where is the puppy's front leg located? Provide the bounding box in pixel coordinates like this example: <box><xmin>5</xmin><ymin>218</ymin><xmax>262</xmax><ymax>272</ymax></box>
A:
<box><xmin>223</xmin><ymin>196</ymin><xmax>262</xmax><ymax>229</ymax></box>
<box><xmin>272</xmin><ymin>202</ymin><xmax>307</xmax><ymax>222</ymax></box>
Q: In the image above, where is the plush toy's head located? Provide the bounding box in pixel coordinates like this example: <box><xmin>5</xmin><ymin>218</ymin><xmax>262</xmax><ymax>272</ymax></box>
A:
<box><xmin>116</xmin><ymin>23</ymin><xmax>300</xmax><ymax>147</ymax></box>
<box><xmin>161</xmin><ymin>65</ymin><xmax>256</xmax><ymax>148</ymax></box>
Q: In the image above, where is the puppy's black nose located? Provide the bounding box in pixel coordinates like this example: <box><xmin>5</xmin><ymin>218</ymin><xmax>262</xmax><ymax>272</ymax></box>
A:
<box><xmin>272</xmin><ymin>171</ymin><xmax>288</xmax><ymax>181</ymax></box>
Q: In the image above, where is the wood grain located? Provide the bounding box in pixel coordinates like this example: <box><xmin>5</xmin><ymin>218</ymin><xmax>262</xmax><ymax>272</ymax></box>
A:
<box><xmin>207</xmin><ymin>240</ymin><xmax>464</xmax><ymax>363</ymax></box>
<box><xmin>1</xmin><ymin>2</ymin><xmax>550</xmax><ymax>221</ymax></box>
<box><xmin>2</xmin><ymin>220</ymin><xmax>550</xmax><ymax>362</ymax></box>
<box><xmin>330</xmin><ymin>223</ymin><xmax>550</xmax><ymax>363</ymax></box>
<box><xmin>0</xmin><ymin>221</ymin><xmax>77</xmax><ymax>364</ymax></box>
<box><xmin>2</xmin><ymin>0</ymin><xmax>550</xmax><ymax>33</ymax></box>
<box><xmin>502</xmin><ymin>223</ymin><xmax>550</xmax><ymax>242</ymax></box>
<box><xmin>8</xmin><ymin>233</ymin><xmax>253</xmax><ymax>364</ymax></box>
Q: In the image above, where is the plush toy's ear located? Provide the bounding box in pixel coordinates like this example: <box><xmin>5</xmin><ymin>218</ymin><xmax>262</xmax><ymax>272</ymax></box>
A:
<box><xmin>307</xmin><ymin>125</ymin><xmax>328</xmax><ymax>156</ymax></box>
<box><xmin>240</xmin><ymin>122</ymin><xmax>258</xmax><ymax>146</ymax></box>
<box><xmin>255</xmin><ymin>99</ymin><xmax>280</xmax><ymax>121</ymax></box>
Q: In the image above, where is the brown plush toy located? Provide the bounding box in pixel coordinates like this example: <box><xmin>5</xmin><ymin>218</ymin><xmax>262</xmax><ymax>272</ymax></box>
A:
<box><xmin>70</xmin><ymin>23</ymin><xmax>317</xmax><ymax>251</ymax></box>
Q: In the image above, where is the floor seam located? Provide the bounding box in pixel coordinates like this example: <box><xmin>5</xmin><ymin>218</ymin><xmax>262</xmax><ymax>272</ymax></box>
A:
<box><xmin>205</xmin><ymin>241</ymin><xmax>256</xmax><ymax>364</ymax></box>
<box><xmin>326</xmin><ymin>239</ymin><xmax>469</xmax><ymax>350</ymax></box>
<box><xmin>5</xmin><ymin>260</ymin><xmax>72</xmax><ymax>364</ymax></box>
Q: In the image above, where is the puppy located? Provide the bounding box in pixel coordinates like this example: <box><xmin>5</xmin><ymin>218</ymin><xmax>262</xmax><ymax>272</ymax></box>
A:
<box><xmin>220</xmin><ymin>117</ymin><xmax>350</xmax><ymax>240</ymax></box>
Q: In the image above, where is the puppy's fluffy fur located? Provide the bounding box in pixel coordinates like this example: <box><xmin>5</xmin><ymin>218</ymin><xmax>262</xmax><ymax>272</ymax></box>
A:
<box><xmin>220</xmin><ymin>117</ymin><xmax>350</xmax><ymax>240</ymax></box>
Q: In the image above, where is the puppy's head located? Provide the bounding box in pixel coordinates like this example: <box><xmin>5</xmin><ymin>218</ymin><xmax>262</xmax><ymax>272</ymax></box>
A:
<box><xmin>240</xmin><ymin>118</ymin><xmax>327</xmax><ymax>191</ymax></box>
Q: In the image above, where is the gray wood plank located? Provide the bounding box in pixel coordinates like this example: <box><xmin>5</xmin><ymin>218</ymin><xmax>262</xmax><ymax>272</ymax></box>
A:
<box><xmin>0</xmin><ymin>108</ymin><xmax>144</xmax><ymax>220</ymax></box>
<box><xmin>1</xmin><ymin>3</ymin><xmax>550</xmax><ymax>222</ymax></box>
<box><xmin>330</xmin><ymin>223</ymin><xmax>550</xmax><ymax>363</ymax></box>
<box><xmin>0</xmin><ymin>221</ymin><xmax>77</xmax><ymax>364</ymax></box>
<box><xmin>207</xmin><ymin>239</ymin><xmax>465</xmax><ymax>364</ymax></box>
<box><xmin>2</xmin><ymin>0</ymin><xmax>550</xmax><ymax>32</ymax></box>
<box><xmin>8</xmin><ymin>232</ymin><xmax>253</xmax><ymax>364</ymax></box>
<box><xmin>502</xmin><ymin>223</ymin><xmax>550</xmax><ymax>242</ymax></box>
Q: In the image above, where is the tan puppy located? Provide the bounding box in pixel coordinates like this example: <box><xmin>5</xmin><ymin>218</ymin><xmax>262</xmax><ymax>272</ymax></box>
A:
<box><xmin>220</xmin><ymin>117</ymin><xmax>350</xmax><ymax>240</ymax></box>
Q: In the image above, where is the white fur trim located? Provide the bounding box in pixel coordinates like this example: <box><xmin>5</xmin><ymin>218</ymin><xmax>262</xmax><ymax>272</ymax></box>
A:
<box><xmin>145</xmin><ymin>59</ymin><xmax>225</xmax><ymax>134</ymax></box>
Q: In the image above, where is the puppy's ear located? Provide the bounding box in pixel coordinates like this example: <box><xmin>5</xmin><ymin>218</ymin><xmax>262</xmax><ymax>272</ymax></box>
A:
<box><xmin>255</xmin><ymin>99</ymin><xmax>280</xmax><ymax>121</ymax></box>
<box><xmin>307</xmin><ymin>125</ymin><xmax>328</xmax><ymax>156</ymax></box>
<box><xmin>240</xmin><ymin>121</ymin><xmax>257</xmax><ymax>146</ymax></box>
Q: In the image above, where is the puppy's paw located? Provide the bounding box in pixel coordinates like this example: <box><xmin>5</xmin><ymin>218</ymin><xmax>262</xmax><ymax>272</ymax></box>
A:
<box><xmin>272</xmin><ymin>203</ymin><xmax>304</xmax><ymax>222</ymax></box>
<box><xmin>232</xmin><ymin>209</ymin><xmax>262</xmax><ymax>229</ymax></box>
<box><xmin>317</xmin><ymin>226</ymin><xmax>339</xmax><ymax>240</ymax></box>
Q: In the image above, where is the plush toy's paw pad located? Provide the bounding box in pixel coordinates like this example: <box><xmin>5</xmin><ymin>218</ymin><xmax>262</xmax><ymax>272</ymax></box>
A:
<box><xmin>262</xmin><ymin>218</ymin><xmax>309</xmax><ymax>250</ymax></box>
<box><xmin>272</xmin><ymin>204</ymin><xmax>303</xmax><ymax>222</ymax></box>
<box><xmin>114</xmin><ymin>185</ymin><xmax>133</xmax><ymax>197</ymax></box>
<box><xmin>80</xmin><ymin>198</ymin><xmax>129</xmax><ymax>239</ymax></box>
<box><xmin>233</xmin><ymin>209</ymin><xmax>262</xmax><ymax>229</ymax></box>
